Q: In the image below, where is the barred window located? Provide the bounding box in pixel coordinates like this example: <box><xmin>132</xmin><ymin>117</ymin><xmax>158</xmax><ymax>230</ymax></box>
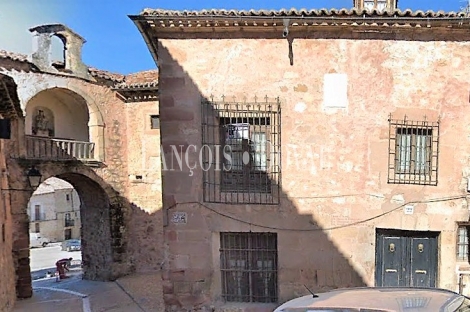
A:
<box><xmin>220</xmin><ymin>232</ymin><xmax>278</xmax><ymax>303</ymax></box>
<box><xmin>388</xmin><ymin>116</ymin><xmax>439</xmax><ymax>185</ymax></box>
<box><xmin>201</xmin><ymin>97</ymin><xmax>281</xmax><ymax>205</ymax></box>
<box><xmin>457</xmin><ymin>225</ymin><xmax>469</xmax><ymax>261</ymax></box>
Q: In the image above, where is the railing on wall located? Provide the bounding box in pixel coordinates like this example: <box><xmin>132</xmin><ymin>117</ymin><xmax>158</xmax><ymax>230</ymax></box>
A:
<box><xmin>65</xmin><ymin>219</ymin><xmax>75</xmax><ymax>227</ymax></box>
<box><xmin>32</xmin><ymin>213</ymin><xmax>46</xmax><ymax>221</ymax></box>
<box><xmin>25</xmin><ymin>135</ymin><xmax>95</xmax><ymax>161</ymax></box>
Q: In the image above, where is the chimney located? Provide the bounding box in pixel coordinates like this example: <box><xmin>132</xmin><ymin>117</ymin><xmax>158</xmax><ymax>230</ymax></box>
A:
<box><xmin>29</xmin><ymin>24</ymin><xmax>90</xmax><ymax>80</ymax></box>
<box><xmin>353</xmin><ymin>0</ymin><xmax>398</xmax><ymax>11</ymax></box>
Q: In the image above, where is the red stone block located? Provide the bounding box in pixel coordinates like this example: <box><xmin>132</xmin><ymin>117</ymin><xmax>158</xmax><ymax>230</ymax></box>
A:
<box><xmin>162</xmin><ymin>280</ymin><xmax>174</xmax><ymax>294</ymax></box>
<box><xmin>160</xmin><ymin>77</ymin><xmax>186</xmax><ymax>90</ymax></box>
<box><xmin>159</xmin><ymin>94</ymin><xmax>175</xmax><ymax>108</ymax></box>
<box><xmin>160</xmin><ymin>107</ymin><xmax>194</xmax><ymax>122</ymax></box>
<box><xmin>163</xmin><ymin>294</ymin><xmax>182</xmax><ymax>307</ymax></box>
<box><xmin>166</xmin><ymin>230</ymin><xmax>178</xmax><ymax>241</ymax></box>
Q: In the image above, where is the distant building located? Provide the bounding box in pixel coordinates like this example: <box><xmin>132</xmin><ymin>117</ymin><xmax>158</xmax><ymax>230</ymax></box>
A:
<box><xmin>28</xmin><ymin>177</ymin><xmax>81</xmax><ymax>242</ymax></box>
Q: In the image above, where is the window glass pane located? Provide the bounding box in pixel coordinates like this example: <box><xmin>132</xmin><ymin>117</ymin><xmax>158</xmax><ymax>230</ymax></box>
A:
<box><xmin>376</xmin><ymin>1</ymin><xmax>386</xmax><ymax>11</ymax></box>
<box><xmin>398</xmin><ymin>134</ymin><xmax>411</xmax><ymax>171</ymax></box>
<box><xmin>252</xmin><ymin>132</ymin><xmax>267</xmax><ymax>171</ymax></box>
<box><xmin>458</xmin><ymin>226</ymin><xmax>469</xmax><ymax>260</ymax></box>
<box><xmin>364</xmin><ymin>1</ymin><xmax>375</xmax><ymax>9</ymax></box>
<box><xmin>226</xmin><ymin>123</ymin><xmax>250</xmax><ymax>140</ymax></box>
<box><xmin>459</xmin><ymin>244</ymin><xmax>466</xmax><ymax>258</ymax></box>
<box><xmin>415</xmin><ymin>135</ymin><xmax>427</xmax><ymax>172</ymax></box>
<box><xmin>150</xmin><ymin>115</ymin><xmax>160</xmax><ymax>129</ymax></box>
<box><xmin>228</xmin><ymin>150</ymin><xmax>243</xmax><ymax>171</ymax></box>
<box><xmin>459</xmin><ymin>227</ymin><xmax>467</xmax><ymax>243</ymax></box>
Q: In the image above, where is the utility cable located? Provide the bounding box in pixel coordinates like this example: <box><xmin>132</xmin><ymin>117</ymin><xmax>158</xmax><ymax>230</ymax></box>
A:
<box><xmin>164</xmin><ymin>195</ymin><xmax>467</xmax><ymax>232</ymax></box>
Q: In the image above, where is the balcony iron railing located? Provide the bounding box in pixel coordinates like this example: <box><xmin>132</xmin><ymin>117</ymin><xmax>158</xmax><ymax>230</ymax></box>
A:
<box><xmin>31</xmin><ymin>213</ymin><xmax>46</xmax><ymax>221</ymax></box>
<box><xmin>65</xmin><ymin>219</ymin><xmax>75</xmax><ymax>227</ymax></box>
<box><xmin>25</xmin><ymin>135</ymin><xmax>95</xmax><ymax>161</ymax></box>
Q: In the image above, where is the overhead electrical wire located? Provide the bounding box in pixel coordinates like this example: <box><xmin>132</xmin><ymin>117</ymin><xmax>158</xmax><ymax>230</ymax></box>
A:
<box><xmin>164</xmin><ymin>194</ymin><xmax>468</xmax><ymax>232</ymax></box>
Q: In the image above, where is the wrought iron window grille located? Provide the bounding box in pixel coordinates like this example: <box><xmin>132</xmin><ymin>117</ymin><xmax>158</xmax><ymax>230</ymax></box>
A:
<box><xmin>220</xmin><ymin>232</ymin><xmax>278</xmax><ymax>303</ymax></box>
<box><xmin>201</xmin><ymin>96</ymin><xmax>281</xmax><ymax>205</ymax></box>
<box><xmin>457</xmin><ymin>224</ymin><xmax>470</xmax><ymax>261</ymax></box>
<box><xmin>387</xmin><ymin>115</ymin><xmax>439</xmax><ymax>186</ymax></box>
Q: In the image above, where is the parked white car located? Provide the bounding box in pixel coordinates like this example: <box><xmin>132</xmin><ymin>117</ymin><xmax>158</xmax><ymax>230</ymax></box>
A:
<box><xmin>29</xmin><ymin>233</ymin><xmax>50</xmax><ymax>248</ymax></box>
<box><xmin>274</xmin><ymin>287</ymin><xmax>470</xmax><ymax>312</ymax></box>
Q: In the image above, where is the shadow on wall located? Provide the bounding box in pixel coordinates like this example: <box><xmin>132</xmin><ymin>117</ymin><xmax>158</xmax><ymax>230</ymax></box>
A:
<box><xmin>157</xmin><ymin>43</ymin><xmax>367</xmax><ymax>311</ymax></box>
<box><xmin>1</xmin><ymin>70</ymin><xmax>164</xmax><ymax>301</ymax></box>
<box><xmin>8</xmin><ymin>158</ymin><xmax>163</xmax><ymax>299</ymax></box>
<box><xmin>54</xmin><ymin>169</ymin><xmax>163</xmax><ymax>276</ymax></box>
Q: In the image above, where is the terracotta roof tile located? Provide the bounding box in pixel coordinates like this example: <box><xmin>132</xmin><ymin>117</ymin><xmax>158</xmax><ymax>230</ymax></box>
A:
<box><xmin>0</xmin><ymin>51</ymin><xmax>126</xmax><ymax>83</ymax></box>
<box><xmin>113</xmin><ymin>81</ymin><xmax>158</xmax><ymax>90</ymax></box>
<box><xmin>0</xmin><ymin>50</ymin><xmax>157</xmax><ymax>88</ymax></box>
<box><xmin>125</xmin><ymin>69</ymin><xmax>158</xmax><ymax>84</ymax></box>
<box><xmin>0</xmin><ymin>50</ymin><xmax>29</xmax><ymax>63</ymax></box>
<box><xmin>139</xmin><ymin>8</ymin><xmax>465</xmax><ymax>18</ymax></box>
<box><xmin>88</xmin><ymin>67</ymin><xmax>125</xmax><ymax>82</ymax></box>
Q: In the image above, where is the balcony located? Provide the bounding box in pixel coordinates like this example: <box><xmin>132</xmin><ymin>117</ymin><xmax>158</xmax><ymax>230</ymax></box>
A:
<box><xmin>31</xmin><ymin>213</ymin><xmax>46</xmax><ymax>221</ymax></box>
<box><xmin>25</xmin><ymin>135</ymin><xmax>95</xmax><ymax>161</ymax></box>
<box><xmin>65</xmin><ymin>219</ymin><xmax>75</xmax><ymax>227</ymax></box>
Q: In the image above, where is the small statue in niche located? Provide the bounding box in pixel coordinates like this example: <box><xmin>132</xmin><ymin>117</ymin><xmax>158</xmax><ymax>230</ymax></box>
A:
<box><xmin>35</xmin><ymin>110</ymin><xmax>48</xmax><ymax>130</ymax></box>
<box><xmin>32</xmin><ymin>109</ymin><xmax>53</xmax><ymax>136</ymax></box>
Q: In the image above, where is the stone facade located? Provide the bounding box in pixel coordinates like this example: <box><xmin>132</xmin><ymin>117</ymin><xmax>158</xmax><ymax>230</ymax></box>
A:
<box><xmin>133</xmin><ymin>8</ymin><xmax>470</xmax><ymax>312</ymax></box>
<box><xmin>0</xmin><ymin>74</ymin><xmax>20</xmax><ymax>312</ymax></box>
<box><xmin>124</xmin><ymin>70</ymin><xmax>164</xmax><ymax>273</ymax></box>
<box><xmin>28</xmin><ymin>177</ymin><xmax>81</xmax><ymax>242</ymax></box>
<box><xmin>0</xmin><ymin>23</ymin><xmax>162</xmax><ymax>309</ymax></box>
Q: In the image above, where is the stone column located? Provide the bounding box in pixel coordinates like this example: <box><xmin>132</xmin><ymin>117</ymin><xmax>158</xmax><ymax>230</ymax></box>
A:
<box><xmin>10</xmin><ymin>189</ymin><xmax>33</xmax><ymax>298</ymax></box>
<box><xmin>30</xmin><ymin>32</ymin><xmax>52</xmax><ymax>71</ymax></box>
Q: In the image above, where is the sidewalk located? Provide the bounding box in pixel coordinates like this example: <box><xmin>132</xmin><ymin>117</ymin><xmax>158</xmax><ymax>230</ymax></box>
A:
<box><xmin>14</xmin><ymin>272</ymin><xmax>163</xmax><ymax>312</ymax></box>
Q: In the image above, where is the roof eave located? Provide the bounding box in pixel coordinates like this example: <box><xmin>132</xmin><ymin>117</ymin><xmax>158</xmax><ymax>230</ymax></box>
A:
<box><xmin>131</xmin><ymin>15</ymin><xmax>470</xmax><ymax>43</ymax></box>
<box><xmin>129</xmin><ymin>15</ymin><xmax>159</xmax><ymax>66</ymax></box>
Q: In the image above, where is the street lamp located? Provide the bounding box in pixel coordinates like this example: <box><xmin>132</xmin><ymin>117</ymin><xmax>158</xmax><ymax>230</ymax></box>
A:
<box><xmin>27</xmin><ymin>167</ymin><xmax>42</xmax><ymax>189</ymax></box>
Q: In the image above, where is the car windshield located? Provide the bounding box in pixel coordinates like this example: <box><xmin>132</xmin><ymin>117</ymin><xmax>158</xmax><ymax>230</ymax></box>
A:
<box><xmin>281</xmin><ymin>298</ymin><xmax>470</xmax><ymax>312</ymax></box>
<box><xmin>282</xmin><ymin>309</ymin><xmax>389</xmax><ymax>312</ymax></box>
<box><xmin>458</xmin><ymin>297</ymin><xmax>470</xmax><ymax>312</ymax></box>
<box><xmin>68</xmin><ymin>240</ymin><xmax>80</xmax><ymax>245</ymax></box>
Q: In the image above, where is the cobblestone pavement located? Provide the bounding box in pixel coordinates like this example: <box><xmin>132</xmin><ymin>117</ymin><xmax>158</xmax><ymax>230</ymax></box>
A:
<box><xmin>13</xmin><ymin>271</ymin><xmax>163</xmax><ymax>312</ymax></box>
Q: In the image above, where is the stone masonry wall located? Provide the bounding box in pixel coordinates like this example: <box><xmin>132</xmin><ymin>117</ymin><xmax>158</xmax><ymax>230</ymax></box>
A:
<box><xmin>125</xmin><ymin>98</ymin><xmax>163</xmax><ymax>273</ymax></box>
<box><xmin>0</xmin><ymin>43</ymin><xmax>164</xmax><ymax>302</ymax></box>
<box><xmin>0</xmin><ymin>130</ymin><xmax>16</xmax><ymax>311</ymax></box>
<box><xmin>157</xmin><ymin>34</ymin><xmax>470</xmax><ymax>311</ymax></box>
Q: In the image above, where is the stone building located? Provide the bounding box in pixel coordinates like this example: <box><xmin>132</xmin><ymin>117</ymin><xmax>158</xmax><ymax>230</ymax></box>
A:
<box><xmin>28</xmin><ymin>177</ymin><xmax>81</xmax><ymax>242</ymax></box>
<box><xmin>131</xmin><ymin>0</ymin><xmax>470</xmax><ymax>310</ymax></box>
<box><xmin>0</xmin><ymin>73</ymin><xmax>23</xmax><ymax>312</ymax></box>
<box><xmin>0</xmin><ymin>23</ymin><xmax>163</xmax><ymax>310</ymax></box>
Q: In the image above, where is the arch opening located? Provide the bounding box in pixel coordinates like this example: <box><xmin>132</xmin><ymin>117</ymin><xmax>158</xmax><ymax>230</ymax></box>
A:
<box><xmin>26</xmin><ymin>88</ymin><xmax>90</xmax><ymax>142</ymax></box>
<box><xmin>28</xmin><ymin>177</ymin><xmax>82</xmax><ymax>279</ymax></box>
<box><xmin>27</xmin><ymin>173</ymin><xmax>114</xmax><ymax>282</ymax></box>
<box><xmin>50</xmin><ymin>35</ymin><xmax>66</xmax><ymax>68</ymax></box>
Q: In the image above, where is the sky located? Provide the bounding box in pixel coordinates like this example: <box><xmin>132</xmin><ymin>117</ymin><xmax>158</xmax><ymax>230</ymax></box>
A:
<box><xmin>0</xmin><ymin>0</ymin><xmax>467</xmax><ymax>75</ymax></box>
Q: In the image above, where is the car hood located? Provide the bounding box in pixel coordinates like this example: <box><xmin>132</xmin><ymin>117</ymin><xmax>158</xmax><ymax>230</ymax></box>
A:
<box><xmin>274</xmin><ymin>287</ymin><xmax>466</xmax><ymax>312</ymax></box>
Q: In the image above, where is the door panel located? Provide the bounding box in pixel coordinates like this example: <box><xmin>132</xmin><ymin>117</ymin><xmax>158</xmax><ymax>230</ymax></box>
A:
<box><xmin>410</xmin><ymin>237</ymin><xmax>436</xmax><ymax>287</ymax></box>
<box><xmin>375</xmin><ymin>230</ymin><xmax>438</xmax><ymax>288</ymax></box>
<box><xmin>381</xmin><ymin>236</ymin><xmax>405</xmax><ymax>287</ymax></box>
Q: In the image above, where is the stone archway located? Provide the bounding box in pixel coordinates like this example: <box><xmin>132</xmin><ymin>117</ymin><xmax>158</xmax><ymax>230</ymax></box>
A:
<box><xmin>20</xmin><ymin>83</ymin><xmax>105</xmax><ymax>162</ymax></box>
<box><xmin>8</xmin><ymin>161</ymin><xmax>129</xmax><ymax>298</ymax></box>
<box><xmin>54</xmin><ymin>172</ymin><xmax>113</xmax><ymax>280</ymax></box>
